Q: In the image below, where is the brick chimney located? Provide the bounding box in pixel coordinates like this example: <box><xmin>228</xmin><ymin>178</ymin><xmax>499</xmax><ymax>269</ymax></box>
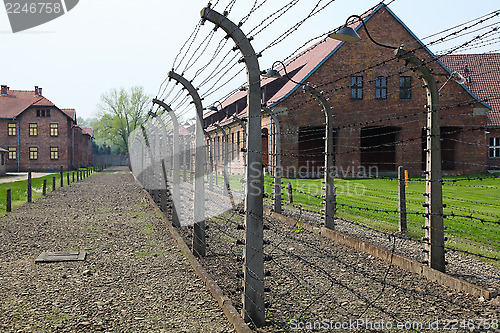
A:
<box><xmin>1</xmin><ymin>85</ymin><xmax>8</xmax><ymax>96</ymax></box>
<box><xmin>34</xmin><ymin>86</ymin><xmax>39</xmax><ymax>96</ymax></box>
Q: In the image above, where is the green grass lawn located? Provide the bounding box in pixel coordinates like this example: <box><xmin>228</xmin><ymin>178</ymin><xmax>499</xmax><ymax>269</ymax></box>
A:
<box><xmin>263</xmin><ymin>173</ymin><xmax>500</xmax><ymax>265</ymax></box>
<box><xmin>0</xmin><ymin>171</ymin><xmax>86</xmax><ymax>214</ymax></box>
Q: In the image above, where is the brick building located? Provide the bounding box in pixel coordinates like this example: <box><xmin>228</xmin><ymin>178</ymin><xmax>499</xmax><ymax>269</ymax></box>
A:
<box><xmin>0</xmin><ymin>85</ymin><xmax>93</xmax><ymax>172</ymax></box>
<box><xmin>441</xmin><ymin>53</ymin><xmax>500</xmax><ymax>171</ymax></box>
<box><xmin>204</xmin><ymin>3</ymin><xmax>490</xmax><ymax>177</ymax></box>
<box><xmin>0</xmin><ymin>147</ymin><xmax>7</xmax><ymax>175</ymax></box>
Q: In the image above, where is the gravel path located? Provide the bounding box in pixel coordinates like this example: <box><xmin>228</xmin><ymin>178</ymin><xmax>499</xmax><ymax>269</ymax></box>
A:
<box><xmin>170</xmin><ymin>184</ymin><xmax>500</xmax><ymax>332</ymax></box>
<box><xmin>275</xmin><ymin>203</ymin><xmax>500</xmax><ymax>292</ymax></box>
<box><xmin>0</xmin><ymin>167</ymin><xmax>234</xmax><ymax>333</ymax></box>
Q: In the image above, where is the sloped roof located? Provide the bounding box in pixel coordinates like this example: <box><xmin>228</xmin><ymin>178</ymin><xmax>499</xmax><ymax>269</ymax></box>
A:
<box><xmin>440</xmin><ymin>53</ymin><xmax>500</xmax><ymax>127</ymax></box>
<box><xmin>0</xmin><ymin>88</ymin><xmax>76</xmax><ymax>122</ymax></box>
<box><xmin>82</xmin><ymin>128</ymin><xmax>93</xmax><ymax>137</ymax></box>
<box><xmin>0</xmin><ymin>90</ymin><xmax>55</xmax><ymax>118</ymax></box>
<box><xmin>178</xmin><ymin>123</ymin><xmax>191</xmax><ymax>136</ymax></box>
<box><xmin>61</xmin><ymin>108</ymin><xmax>76</xmax><ymax>121</ymax></box>
<box><xmin>205</xmin><ymin>4</ymin><xmax>380</xmax><ymax>126</ymax></box>
<box><xmin>0</xmin><ymin>147</ymin><xmax>8</xmax><ymax>153</ymax></box>
<box><xmin>207</xmin><ymin>3</ymin><xmax>486</xmax><ymax>129</ymax></box>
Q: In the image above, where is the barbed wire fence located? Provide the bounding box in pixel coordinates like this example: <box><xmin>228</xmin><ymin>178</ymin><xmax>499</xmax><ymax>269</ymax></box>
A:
<box><xmin>129</xmin><ymin>0</ymin><xmax>500</xmax><ymax>331</ymax></box>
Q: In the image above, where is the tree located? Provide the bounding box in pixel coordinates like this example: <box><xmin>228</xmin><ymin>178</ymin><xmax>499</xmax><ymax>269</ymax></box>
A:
<box><xmin>97</xmin><ymin>86</ymin><xmax>150</xmax><ymax>154</ymax></box>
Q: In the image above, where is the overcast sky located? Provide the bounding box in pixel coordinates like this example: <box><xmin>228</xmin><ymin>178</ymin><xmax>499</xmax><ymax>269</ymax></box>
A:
<box><xmin>1</xmin><ymin>0</ymin><xmax>499</xmax><ymax>121</ymax></box>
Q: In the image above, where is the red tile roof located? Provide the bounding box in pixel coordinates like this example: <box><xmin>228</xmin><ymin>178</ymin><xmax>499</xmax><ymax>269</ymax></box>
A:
<box><xmin>206</xmin><ymin>3</ymin><xmax>488</xmax><ymax>132</ymax></box>
<box><xmin>82</xmin><ymin>128</ymin><xmax>93</xmax><ymax>137</ymax></box>
<box><xmin>0</xmin><ymin>88</ymin><xmax>77</xmax><ymax>123</ymax></box>
<box><xmin>61</xmin><ymin>108</ymin><xmax>76</xmax><ymax>121</ymax></box>
<box><xmin>206</xmin><ymin>4</ymin><xmax>380</xmax><ymax>127</ymax></box>
<box><xmin>440</xmin><ymin>54</ymin><xmax>500</xmax><ymax>127</ymax></box>
<box><xmin>178</xmin><ymin>123</ymin><xmax>191</xmax><ymax>136</ymax></box>
<box><xmin>0</xmin><ymin>89</ymin><xmax>55</xmax><ymax>118</ymax></box>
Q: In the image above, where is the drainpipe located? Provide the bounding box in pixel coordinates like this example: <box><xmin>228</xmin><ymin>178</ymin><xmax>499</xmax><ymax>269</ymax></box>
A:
<box><xmin>71</xmin><ymin>124</ymin><xmax>75</xmax><ymax>170</ymax></box>
<box><xmin>13</xmin><ymin>117</ymin><xmax>20</xmax><ymax>172</ymax></box>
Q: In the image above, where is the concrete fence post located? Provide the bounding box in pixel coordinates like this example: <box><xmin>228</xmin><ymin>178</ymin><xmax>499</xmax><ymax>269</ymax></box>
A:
<box><xmin>395</xmin><ymin>47</ymin><xmax>445</xmax><ymax>272</ymax></box>
<box><xmin>201</xmin><ymin>6</ymin><xmax>265</xmax><ymax>326</ymax></box>
<box><xmin>304</xmin><ymin>85</ymin><xmax>336</xmax><ymax>230</ymax></box>
<box><xmin>263</xmin><ymin>107</ymin><xmax>281</xmax><ymax>214</ymax></box>
<box><xmin>168</xmin><ymin>71</ymin><xmax>206</xmax><ymax>258</ymax></box>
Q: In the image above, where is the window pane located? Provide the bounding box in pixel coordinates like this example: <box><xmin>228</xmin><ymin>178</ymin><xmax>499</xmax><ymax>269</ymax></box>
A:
<box><xmin>29</xmin><ymin>123</ymin><xmax>38</xmax><ymax>136</ymax></box>
<box><xmin>50</xmin><ymin>147</ymin><xmax>59</xmax><ymax>160</ymax></box>
<box><xmin>29</xmin><ymin>148</ymin><xmax>38</xmax><ymax>160</ymax></box>
<box><xmin>8</xmin><ymin>123</ymin><xmax>16</xmax><ymax>136</ymax></box>
<box><xmin>8</xmin><ymin>147</ymin><xmax>16</xmax><ymax>160</ymax></box>
<box><xmin>50</xmin><ymin>123</ymin><xmax>59</xmax><ymax>136</ymax></box>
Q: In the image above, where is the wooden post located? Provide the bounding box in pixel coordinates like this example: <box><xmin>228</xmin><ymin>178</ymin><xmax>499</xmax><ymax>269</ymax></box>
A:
<box><xmin>27</xmin><ymin>169</ymin><xmax>32</xmax><ymax>203</ymax></box>
<box><xmin>52</xmin><ymin>176</ymin><xmax>56</xmax><ymax>191</ymax></box>
<box><xmin>67</xmin><ymin>172</ymin><xmax>70</xmax><ymax>185</ymax></box>
<box><xmin>42</xmin><ymin>179</ymin><xmax>47</xmax><ymax>196</ymax></box>
<box><xmin>398</xmin><ymin>166</ymin><xmax>407</xmax><ymax>232</ymax></box>
<box><xmin>60</xmin><ymin>166</ymin><xmax>63</xmax><ymax>187</ymax></box>
<box><xmin>287</xmin><ymin>182</ymin><xmax>293</xmax><ymax>204</ymax></box>
<box><xmin>6</xmin><ymin>188</ymin><xmax>11</xmax><ymax>212</ymax></box>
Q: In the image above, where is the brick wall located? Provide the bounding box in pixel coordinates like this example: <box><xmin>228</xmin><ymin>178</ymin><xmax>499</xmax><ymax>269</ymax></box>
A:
<box><xmin>204</xmin><ymin>6</ymin><xmax>488</xmax><ymax>178</ymax></box>
<box><xmin>271</xmin><ymin>6</ymin><xmax>486</xmax><ymax>177</ymax></box>
<box><xmin>1</xmin><ymin>106</ymin><xmax>73</xmax><ymax>172</ymax></box>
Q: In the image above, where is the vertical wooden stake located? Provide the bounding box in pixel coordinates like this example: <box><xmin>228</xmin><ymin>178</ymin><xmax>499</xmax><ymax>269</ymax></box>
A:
<box><xmin>60</xmin><ymin>166</ymin><xmax>63</xmax><ymax>188</ymax></box>
<box><xmin>398</xmin><ymin>166</ymin><xmax>407</xmax><ymax>232</ymax></box>
<box><xmin>27</xmin><ymin>170</ymin><xmax>32</xmax><ymax>203</ymax></box>
<box><xmin>6</xmin><ymin>188</ymin><xmax>11</xmax><ymax>212</ymax></box>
